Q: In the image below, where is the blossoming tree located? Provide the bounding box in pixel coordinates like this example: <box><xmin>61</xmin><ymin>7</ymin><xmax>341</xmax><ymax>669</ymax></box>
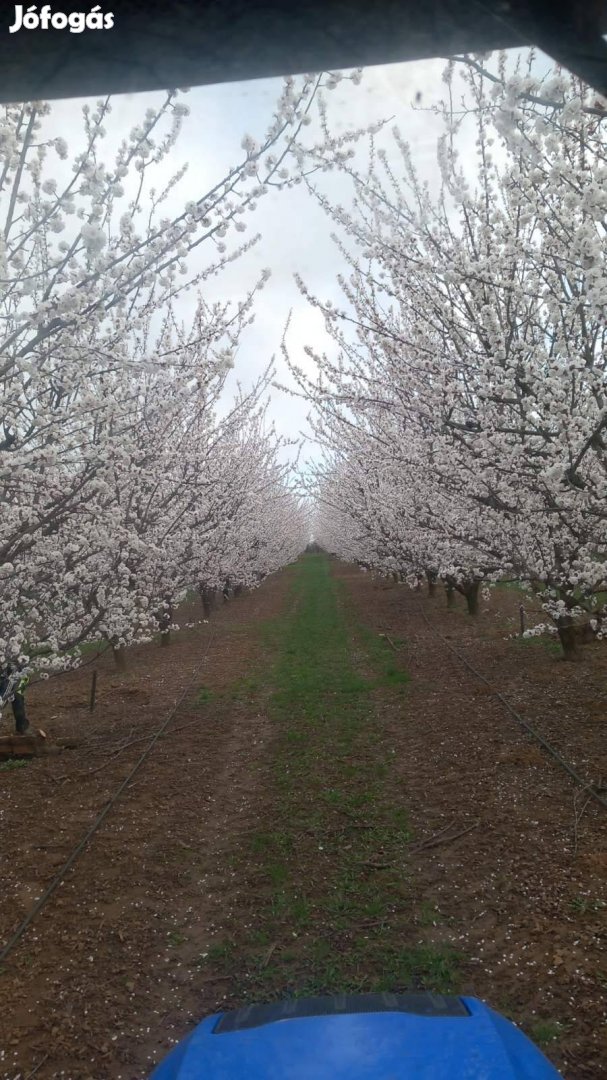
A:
<box><xmin>0</xmin><ymin>72</ymin><xmax>354</xmax><ymax>674</ymax></box>
<box><xmin>291</xmin><ymin>53</ymin><xmax>607</xmax><ymax>657</ymax></box>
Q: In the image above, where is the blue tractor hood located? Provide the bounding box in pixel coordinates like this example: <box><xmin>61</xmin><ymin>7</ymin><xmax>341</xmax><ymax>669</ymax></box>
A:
<box><xmin>150</xmin><ymin>992</ymin><xmax>562</xmax><ymax>1079</ymax></box>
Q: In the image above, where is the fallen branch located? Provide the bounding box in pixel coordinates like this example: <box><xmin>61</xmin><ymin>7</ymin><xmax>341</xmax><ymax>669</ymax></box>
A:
<box><xmin>51</xmin><ymin>716</ymin><xmax>208</xmax><ymax>781</ymax></box>
<box><xmin>410</xmin><ymin>819</ymin><xmax>481</xmax><ymax>854</ymax></box>
<box><xmin>409</xmin><ymin>818</ymin><xmax>456</xmax><ymax>850</ymax></box>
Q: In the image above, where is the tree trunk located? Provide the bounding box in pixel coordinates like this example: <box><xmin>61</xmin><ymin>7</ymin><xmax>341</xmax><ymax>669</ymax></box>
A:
<box><xmin>446</xmin><ymin>584</ymin><xmax>456</xmax><ymax>610</ymax></box>
<box><xmin>200</xmin><ymin>585</ymin><xmax>215</xmax><ymax>620</ymax></box>
<box><xmin>464</xmin><ymin>581</ymin><xmax>480</xmax><ymax>616</ymax></box>
<box><xmin>557</xmin><ymin>616</ymin><xmax>578</xmax><ymax>660</ymax></box>
<box><xmin>234</xmin><ymin>583</ymin><xmax>244</xmax><ymax>597</ymax></box>
<box><xmin>157</xmin><ymin>601</ymin><xmax>173</xmax><ymax>645</ymax></box>
<box><xmin>112</xmin><ymin>644</ymin><xmax>126</xmax><ymax>672</ymax></box>
<box><xmin>426</xmin><ymin>570</ymin><xmax>437</xmax><ymax>598</ymax></box>
<box><xmin>578</xmin><ymin>622</ymin><xmax>596</xmax><ymax>645</ymax></box>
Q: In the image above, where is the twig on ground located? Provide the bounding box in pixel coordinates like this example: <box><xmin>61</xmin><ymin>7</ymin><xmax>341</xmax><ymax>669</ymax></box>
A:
<box><xmin>83</xmin><ymin>725</ymin><xmax>136</xmax><ymax>753</ymax></box>
<box><xmin>261</xmin><ymin>943</ymin><xmax>276</xmax><ymax>969</ymax></box>
<box><xmin>572</xmin><ymin>789</ymin><xmax>593</xmax><ymax>860</ymax></box>
<box><xmin>51</xmin><ymin>716</ymin><xmax>207</xmax><ymax>781</ymax></box>
<box><xmin>358</xmin><ymin>917</ymin><xmax>390</xmax><ymax>931</ymax></box>
<box><xmin>378</xmin><ymin>630</ymin><xmax>399</xmax><ymax>651</ymax></box>
<box><xmin>410</xmin><ymin>819</ymin><xmax>480</xmax><ymax>854</ymax></box>
<box><xmin>409</xmin><ymin>818</ymin><xmax>456</xmax><ymax>850</ymax></box>
<box><xmin>25</xmin><ymin>1054</ymin><xmax>49</xmax><ymax>1079</ymax></box>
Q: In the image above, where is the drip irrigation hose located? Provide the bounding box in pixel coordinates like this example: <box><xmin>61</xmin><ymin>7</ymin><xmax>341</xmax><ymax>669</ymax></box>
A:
<box><xmin>0</xmin><ymin>628</ymin><xmax>216</xmax><ymax>965</ymax></box>
<box><xmin>413</xmin><ymin>604</ymin><xmax>607</xmax><ymax>813</ymax></box>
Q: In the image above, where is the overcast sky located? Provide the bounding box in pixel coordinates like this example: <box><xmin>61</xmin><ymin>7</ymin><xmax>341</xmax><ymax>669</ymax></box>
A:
<box><xmin>47</xmin><ymin>50</ymin><xmax>540</xmax><ymax>466</ymax></box>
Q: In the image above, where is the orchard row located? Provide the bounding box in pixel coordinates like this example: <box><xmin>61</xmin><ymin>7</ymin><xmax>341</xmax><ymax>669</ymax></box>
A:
<box><xmin>295</xmin><ymin>56</ymin><xmax>607</xmax><ymax>660</ymax></box>
<box><xmin>0</xmin><ymin>75</ymin><xmax>357</xmax><ymax>672</ymax></box>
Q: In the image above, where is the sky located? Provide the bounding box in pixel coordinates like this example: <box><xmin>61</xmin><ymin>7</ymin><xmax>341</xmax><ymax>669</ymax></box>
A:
<box><xmin>44</xmin><ymin>50</ymin><xmax>538</xmax><ymax>467</ymax></box>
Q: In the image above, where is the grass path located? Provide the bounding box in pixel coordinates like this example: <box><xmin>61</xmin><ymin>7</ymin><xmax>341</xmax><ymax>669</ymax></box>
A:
<box><xmin>202</xmin><ymin>553</ymin><xmax>460</xmax><ymax>1000</ymax></box>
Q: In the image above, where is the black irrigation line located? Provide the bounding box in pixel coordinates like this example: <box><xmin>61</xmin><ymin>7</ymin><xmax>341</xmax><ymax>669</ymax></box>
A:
<box><xmin>409</xmin><ymin>602</ymin><xmax>607</xmax><ymax>813</ymax></box>
<box><xmin>0</xmin><ymin>627</ymin><xmax>216</xmax><ymax>966</ymax></box>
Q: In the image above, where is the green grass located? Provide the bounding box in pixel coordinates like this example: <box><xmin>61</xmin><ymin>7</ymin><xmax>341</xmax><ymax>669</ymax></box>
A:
<box><xmin>416</xmin><ymin>901</ymin><xmax>446</xmax><ymax>927</ymax></box>
<box><xmin>514</xmin><ymin>635</ymin><xmax>562</xmax><ymax>657</ymax></box>
<box><xmin>201</xmin><ymin>554</ymin><xmax>460</xmax><ymax>1000</ymax></box>
<box><xmin>571</xmin><ymin>586</ymin><xmax>607</xmax><ymax>608</ymax></box>
<box><xmin>224</xmin><ymin>674</ymin><xmax>262</xmax><ymax>703</ymax></box>
<box><xmin>528</xmin><ymin>1018</ymin><xmax>568</xmax><ymax>1047</ymax></box>
<box><xmin>570</xmin><ymin>895</ymin><xmax>606</xmax><ymax>916</ymax></box>
<box><xmin>195</xmin><ymin>686</ymin><xmax>214</xmax><ymax>705</ymax></box>
<box><xmin>166</xmin><ymin>930</ymin><xmax>187</xmax><ymax>948</ymax></box>
<box><xmin>62</xmin><ymin>638</ymin><xmax>105</xmax><ymax>660</ymax></box>
<box><xmin>202</xmin><ymin>941</ymin><xmax>237</xmax><ymax>965</ymax></box>
<box><xmin>288</xmin><ymin>942</ymin><xmax>460</xmax><ymax>999</ymax></box>
<box><xmin>0</xmin><ymin>758</ymin><xmax>30</xmax><ymax>772</ymax></box>
<box><xmin>78</xmin><ymin>639</ymin><xmax>105</xmax><ymax>655</ymax></box>
<box><xmin>495</xmin><ymin>580</ymin><xmax>528</xmax><ymax>594</ymax></box>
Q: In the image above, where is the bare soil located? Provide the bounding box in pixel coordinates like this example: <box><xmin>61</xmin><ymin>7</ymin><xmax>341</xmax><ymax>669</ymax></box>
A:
<box><xmin>0</xmin><ymin>562</ymin><xmax>605</xmax><ymax>1079</ymax></box>
<box><xmin>335</xmin><ymin>564</ymin><xmax>607</xmax><ymax>1080</ymax></box>
<box><xmin>0</xmin><ymin>581</ymin><xmax>287</xmax><ymax>1080</ymax></box>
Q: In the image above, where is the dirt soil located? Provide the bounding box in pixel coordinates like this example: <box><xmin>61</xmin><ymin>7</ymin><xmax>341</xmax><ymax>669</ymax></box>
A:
<box><xmin>0</xmin><ymin>581</ymin><xmax>288</xmax><ymax>1080</ymax></box>
<box><xmin>335</xmin><ymin>564</ymin><xmax>607</xmax><ymax>1080</ymax></box>
<box><xmin>0</xmin><ymin>561</ymin><xmax>605</xmax><ymax>1079</ymax></box>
